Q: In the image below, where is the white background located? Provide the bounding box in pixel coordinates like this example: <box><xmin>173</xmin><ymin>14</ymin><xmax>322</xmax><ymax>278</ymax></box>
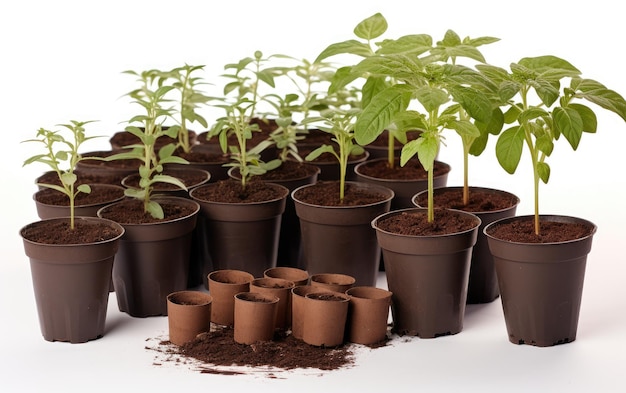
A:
<box><xmin>1</xmin><ymin>0</ymin><xmax>625</xmax><ymax>392</ymax></box>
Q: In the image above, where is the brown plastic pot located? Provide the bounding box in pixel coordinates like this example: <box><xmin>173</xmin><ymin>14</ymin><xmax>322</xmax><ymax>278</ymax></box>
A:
<box><xmin>166</xmin><ymin>291</ymin><xmax>213</xmax><ymax>346</ymax></box>
<box><xmin>207</xmin><ymin>269</ymin><xmax>254</xmax><ymax>327</ymax></box>
<box><xmin>346</xmin><ymin>286</ymin><xmax>393</xmax><ymax>345</ymax></box>
<box><xmin>264</xmin><ymin>266</ymin><xmax>309</xmax><ymax>287</ymax></box>
<box><xmin>413</xmin><ymin>186</ymin><xmax>520</xmax><ymax>304</ymax></box>
<box><xmin>20</xmin><ymin>217</ymin><xmax>124</xmax><ymax>343</ymax></box>
<box><xmin>98</xmin><ymin>196</ymin><xmax>200</xmax><ymax>317</ymax></box>
<box><xmin>290</xmin><ymin>285</ymin><xmax>318</xmax><ymax>340</ymax></box>
<box><xmin>310</xmin><ymin>273</ymin><xmax>356</xmax><ymax>293</ymax></box>
<box><xmin>292</xmin><ymin>181</ymin><xmax>394</xmax><ymax>286</ymax></box>
<box><xmin>233</xmin><ymin>292</ymin><xmax>279</xmax><ymax>344</ymax></box>
<box><xmin>372</xmin><ymin>208</ymin><xmax>480</xmax><ymax>338</ymax></box>
<box><xmin>484</xmin><ymin>215</ymin><xmax>597</xmax><ymax>347</ymax></box>
<box><xmin>302</xmin><ymin>291</ymin><xmax>350</xmax><ymax>347</ymax></box>
<box><xmin>250</xmin><ymin>277</ymin><xmax>295</xmax><ymax>330</ymax></box>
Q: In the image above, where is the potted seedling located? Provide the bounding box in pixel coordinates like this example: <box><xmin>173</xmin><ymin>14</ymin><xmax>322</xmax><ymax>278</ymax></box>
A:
<box><xmin>20</xmin><ymin>120</ymin><xmax>125</xmax><ymax>343</ymax></box>
<box><xmin>291</xmin><ymin>107</ymin><xmax>394</xmax><ymax>286</ymax></box>
<box><xmin>189</xmin><ymin>96</ymin><xmax>289</xmax><ymax>279</ymax></box>
<box><xmin>97</xmin><ymin>69</ymin><xmax>201</xmax><ymax>317</ymax></box>
<box><xmin>479</xmin><ymin>55</ymin><xmax>626</xmax><ymax>346</ymax></box>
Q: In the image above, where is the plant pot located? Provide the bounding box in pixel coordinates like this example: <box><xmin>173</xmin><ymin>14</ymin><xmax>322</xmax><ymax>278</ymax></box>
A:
<box><xmin>310</xmin><ymin>273</ymin><xmax>356</xmax><ymax>293</ymax></box>
<box><xmin>109</xmin><ymin>129</ymin><xmax>197</xmax><ymax>151</ymax></box>
<box><xmin>20</xmin><ymin>217</ymin><xmax>124</xmax><ymax>343</ymax></box>
<box><xmin>97</xmin><ymin>196</ymin><xmax>200</xmax><ymax>317</ymax></box>
<box><xmin>166</xmin><ymin>144</ymin><xmax>231</xmax><ymax>182</ymax></box>
<box><xmin>264</xmin><ymin>266</ymin><xmax>310</xmax><ymax>287</ymax></box>
<box><xmin>290</xmin><ymin>285</ymin><xmax>318</xmax><ymax>340</ymax></box>
<box><xmin>302</xmin><ymin>291</ymin><xmax>350</xmax><ymax>347</ymax></box>
<box><xmin>207</xmin><ymin>269</ymin><xmax>254</xmax><ymax>327</ymax></box>
<box><xmin>372</xmin><ymin>208</ymin><xmax>481</xmax><ymax>338</ymax></box>
<box><xmin>292</xmin><ymin>181</ymin><xmax>394</xmax><ymax>287</ymax></box>
<box><xmin>354</xmin><ymin>158</ymin><xmax>451</xmax><ymax>211</ymax></box>
<box><xmin>166</xmin><ymin>290</ymin><xmax>213</xmax><ymax>346</ymax></box>
<box><xmin>233</xmin><ymin>292</ymin><xmax>280</xmax><ymax>345</ymax></box>
<box><xmin>484</xmin><ymin>215</ymin><xmax>597</xmax><ymax>347</ymax></box>
<box><xmin>249</xmin><ymin>277</ymin><xmax>295</xmax><ymax>331</ymax></box>
<box><xmin>345</xmin><ymin>286</ymin><xmax>393</xmax><ymax>345</ymax></box>
<box><xmin>33</xmin><ymin>184</ymin><xmax>126</xmax><ymax>219</ymax></box>
<box><xmin>361</xmin><ymin>130</ymin><xmax>422</xmax><ymax>160</ymax></box>
<box><xmin>190</xmin><ymin>181</ymin><xmax>289</xmax><ymax>279</ymax></box>
<box><xmin>413</xmin><ymin>186</ymin><xmax>520</xmax><ymax>304</ymax></box>
<box><xmin>228</xmin><ymin>162</ymin><xmax>320</xmax><ymax>269</ymax></box>
<box><xmin>296</xmin><ymin>148</ymin><xmax>369</xmax><ymax>182</ymax></box>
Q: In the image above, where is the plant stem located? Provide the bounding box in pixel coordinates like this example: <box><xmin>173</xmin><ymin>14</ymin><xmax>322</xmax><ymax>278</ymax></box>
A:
<box><xmin>387</xmin><ymin>132</ymin><xmax>395</xmax><ymax>169</ymax></box>
<box><xmin>338</xmin><ymin>134</ymin><xmax>347</xmax><ymax>201</ymax></box>
<box><xmin>427</xmin><ymin>168</ymin><xmax>434</xmax><ymax>222</ymax></box>
<box><xmin>463</xmin><ymin>143</ymin><xmax>469</xmax><ymax>206</ymax></box>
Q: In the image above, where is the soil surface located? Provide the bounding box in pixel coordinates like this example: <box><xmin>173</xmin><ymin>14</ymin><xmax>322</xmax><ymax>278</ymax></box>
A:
<box><xmin>122</xmin><ymin>170</ymin><xmax>209</xmax><ymax>191</ymax></box>
<box><xmin>486</xmin><ymin>217</ymin><xmax>594</xmax><ymax>243</ymax></box>
<box><xmin>357</xmin><ymin>158</ymin><xmax>449</xmax><ymax>180</ymax></box>
<box><xmin>191</xmin><ymin>180</ymin><xmax>287</xmax><ymax>203</ymax></box>
<box><xmin>376</xmin><ymin>209</ymin><xmax>479</xmax><ymax>236</ymax></box>
<box><xmin>293</xmin><ymin>181</ymin><xmax>389</xmax><ymax>206</ymax></box>
<box><xmin>35</xmin><ymin>185</ymin><xmax>125</xmax><ymax>206</ymax></box>
<box><xmin>251</xmin><ymin>161</ymin><xmax>320</xmax><ymax>182</ymax></box>
<box><xmin>21</xmin><ymin>218</ymin><xmax>122</xmax><ymax>244</ymax></box>
<box><xmin>98</xmin><ymin>198</ymin><xmax>197</xmax><ymax>224</ymax></box>
<box><xmin>414</xmin><ymin>188</ymin><xmax>518</xmax><ymax>212</ymax></box>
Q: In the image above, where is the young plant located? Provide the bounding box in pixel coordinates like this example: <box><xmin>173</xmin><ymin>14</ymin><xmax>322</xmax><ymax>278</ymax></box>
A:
<box><xmin>302</xmin><ymin>107</ymin><xmax>364</xmax><ymax>201</ymax></box>
<box><xmin>208</xmin><ymin>96</ymin><xmax>281</xmax><ymax>189</ymax></box>
<box><xmin>165</xmin><ymin>64</ymin><xmax>213</xmax><ymax>153</ymax></box>
<box><xmin>22</xmin><ymin>120</ymin><xmax>99</xmax><ymax>229</ymax></box>
<box><xmin>107</xmin><ymin>69</ymin><xmax>189</xmax><ymax>219</ymax></box>
<box><xmin>477</xmin><ymin>55</ymin><xmax>626</xmax><ymax>235</ymax></box>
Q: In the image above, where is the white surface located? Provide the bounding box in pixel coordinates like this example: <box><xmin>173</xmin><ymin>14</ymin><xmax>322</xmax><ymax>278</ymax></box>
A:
<box><xmin>1</xmin><ymin>1</ymin><xmax>625</xmax><ymax>392</ymax></box>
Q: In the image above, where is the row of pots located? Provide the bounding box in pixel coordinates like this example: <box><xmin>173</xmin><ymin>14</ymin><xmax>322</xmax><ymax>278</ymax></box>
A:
<box><xmin>167</xmin><ymin>268</ymin><xmax>392</xmax><ymax>348</ymax></box>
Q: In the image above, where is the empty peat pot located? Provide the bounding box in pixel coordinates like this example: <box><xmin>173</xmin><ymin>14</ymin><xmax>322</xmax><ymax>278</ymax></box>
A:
<box><xmin>233</xmin><ymin>292</ymin><xmax>279</xmax><ymax>345</ymax></box>
<box><xmin>166</xmin><ymin>290</ymin><xmax>213</xmax><ymax>346</ymax></box>
<box><xmin>207</xmin><ymin>269</ymin><xmax>254</xmax><ymax>326</ymax></box>
<box><xmin>302</xmin><ymin>291</ymin><xmax>350</xmax><ymax>347</ymax></box>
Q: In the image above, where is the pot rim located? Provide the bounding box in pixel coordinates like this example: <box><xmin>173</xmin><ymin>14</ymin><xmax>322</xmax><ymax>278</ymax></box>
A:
<box><xmin>96</xmin><ymin>196</ymin><xmax>200</xmax><ymax>227</ymax></box>
<box><xmin>412</xmin><ymin>185</ymin><xmax>521</xmax><ymax>214</ymax></box>
<box><xmin>19</xmin><ymin>216</ymin><xmax>126</xmax><ymax>246</ymax></box>
<box><xmin>189</xmin><ymin>181</ymin><xmax>290</xmax><ymax>206</ymax></box>
<box><xmin>371</xmin><ymin>207</ymin><xmax>482</xmax><ymax>238</ymax></box>
<box><xmin>291</xmin><ymin>180</ymin><xmax>395</xmax><ymax>209</ymax></box>
<box><xmin>354</xmin><ymin>157</ymin><xmax>451</xmax><ymax>184</ymax></box>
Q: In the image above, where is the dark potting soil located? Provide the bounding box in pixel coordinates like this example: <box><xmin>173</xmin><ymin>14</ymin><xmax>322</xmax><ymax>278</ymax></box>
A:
<box><xmin>79</xmin><ymin>150</ymin><xmax>142</xmax><ymax>170</ymax></box>
<box><xmin>414</xmin><ymin>188</ymin><xmax>518</xmax><ymax>212</ymax></box>
<box><xmin>486</xmin><ymin>217</ymin><xmax>594</xmax><ymax>243</ymax></box>
<box><xmin>376</xmin><ymin>209</ymin><xmax>479</xmax><ymax>236</ymax></box>
<box><xmin>35</xmin><ymin>185</ymin><xmax>125</xmax><ymax>206</ymax></box>
<box><xmin>21</xmin><ymin>218</ymin><xmax>121</xmax><ymax>244</ymax></box>
<box><xmin>293</xmin><ymin>181</ymin><xmax>389</xmax><ymax>207</ymax></box>
<box><xmin>98</xmin><ymin>198</ymin><xmax>197</xmax><ymax>224</ymax></box>
<box><xmin>148</xmin><ymin>325</ymin><xmax>361</xmax><ymax>375</ymax></box>
<box><xmin>192</xmin><ymin>180</ymin><xmax>286</xmax><ymax>203</ymax></box>
<box><xmin>253</xmin><ymin>160</ymin><xmax>319</xmax><ymax>182</ymax></box>
<box><xmin>36</xmin><ymin>169</ymin><xmax>128</xmax><ymax>187</ymax></box>
<box><xmin>356</xmin><ymin>158</ymin><xmax>449</xmax><ymax>180</ymax></box>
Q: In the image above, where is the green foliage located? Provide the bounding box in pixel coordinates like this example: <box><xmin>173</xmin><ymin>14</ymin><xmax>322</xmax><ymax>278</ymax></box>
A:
<box><xmin>301</xmin><ymin>107</ymin><xmax>365</xmax><ymax>201</ymax></box>
<box><xmin>22</xmin><ymin>120</ymin><xmax>100</xmax><ymax>229</ymax></box>
<box><xmin>106</xmin><ymin>69</ymin><xmax>189</xmax><ymax>219</ymax></box>
<box><xmin>164</xmin><ymin>64</ymin><xmax>213</xmax><ymax>153</ymax></box>
<box><xmin>477</xmin><ymin>55</ymin><xmax>626</xmax><ymax>234</ymax></box>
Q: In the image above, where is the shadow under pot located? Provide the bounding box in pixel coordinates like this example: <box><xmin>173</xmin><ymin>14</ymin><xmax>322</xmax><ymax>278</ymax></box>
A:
<box><xmin>97</xmin><ymin>196</ymin><xmax>200</xmax><ymax>317</ymax></box>
<box><xmin>372</xmin><ymin>208</ymin><xmax>481</xmax><ymax>338</ymax></box>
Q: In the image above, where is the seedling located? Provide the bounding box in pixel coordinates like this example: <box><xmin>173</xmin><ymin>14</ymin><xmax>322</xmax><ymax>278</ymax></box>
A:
<box><xmin>23</xmin><ymin>120</ymin><xmax>99</xmax><ymax>229</ymax></box>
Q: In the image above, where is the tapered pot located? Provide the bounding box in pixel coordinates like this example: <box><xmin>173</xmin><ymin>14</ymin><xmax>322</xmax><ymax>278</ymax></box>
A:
<box><xmin>292</xmin><ymin>181</ymin><xmax>394</xmax><ymax>287</ymax></box>
<box><xmin>302</xmin><ymin>291</ymin><xmax>351</xmax><ymax>347</ymax></box>
<box><xmin>346</xmin><ymin>286</ymin><xmax>393</xmax><ymax>345</ymax></box>
<box><xmin>98</xmin><ymin>196</ymin><xmax>200</xmax><ymax>317</ymax></box>
<box><xmin>413</xmin><ymin>186</ymin><xmax>520</xmax><ymax>304</ymax></box>
<box><xmin>484</xmin><ymin>215</ymin><xmax>597</xmax><ymax>347</ymax></box>
<box><xmin>233</xmin><ymin>292</ymin><xmax>279</xmax><ymax>344</ymax></box>
<box><xmin>20</xmin><ymin>217</ymin><xmax>124</xmax><ymax>343</ymax></box>
<box><xmin>207</xmin><ymin>269</ymin><xmax>254</xmax><ymax>327</ymax></box>
<box><xmin>250</xmin><ymin>277</ymin><xmax>295</xmax><ymax>330</ymax></box>
<box><xmin>372</xmin><ymin>208</ymin><xmax>481</xmax><ymax>338</ymax></box>
<box><xmin>166</xmin><ymin>290</ymin><xmax>213</xmax><ymax>346</ymax></box>
<box><xmin>190</xmin><ymin>182</ymin><xmax>289</xmax><ymax>279</ymax></box>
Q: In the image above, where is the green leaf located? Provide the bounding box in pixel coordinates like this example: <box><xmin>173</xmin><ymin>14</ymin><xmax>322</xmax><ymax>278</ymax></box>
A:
<box><xmin>60</xmin><ymin>172</ymin><xmax>77</xmax><ymax>186</ymax></box>
<box><xmin>361</xmin><ymin>76</ymin><xmax>389</xmax><ymax>109</ymax></box>
<box><xmin>518</xmin><ymin>55</ymin><xmax>581</xmax><ymax>74</ymax></box>
<box><xmin>355</xmin><ymin>85</ymin><xmax>413</xmax><ymax>145</ymax></box>
<box><xmin>537</xmin><ymin>162</ymin><xmax>551</xmax><ymax>184</ymax></box>
<box><xmin>450</xmin><ymin>86</ymin><xmax>493</xmax><ymax>123</ymax></box>
<box><xmin>414</xmin><ymin>86</ymin><xmax>449</xmax><ymax>113</ymax></box>
<box><xmin>495</xmin><ymin>126</ymin><xmax>525</xmax><ymax>174</ymax></box>
<box><xmin>574</xmin><ymin>78</ymin><xmax>626</xmax><ymax>122</ymax></box>
<box><xmin>354</xmin><ymin>12</ymin><xmax>387</xmax><ymax>40</ymax></box>
<box><xmin>152</xmin><ymin>174</ymin><xmax>188</xmax><ymax>191</ymax></box>
<box><xmin>401</xmin><ymin>133</ymin><xmax>438</xmax><ymax>170</ymax></box>
<box><xmin>536</xmin><ymin>134</ymin><xmax>554</xmax><ymax>156</ymax></box>
<box><xmin>305</xmin><ymin>145</ymin><xmax>336</xmax><ymax>161</ymax></box>
<box><xmin>553</xmin><ymin>106</ymin><xmax>583</xmax><ymax>150</ymax></box>
<box><xmin>377</xmin><ymin>34</ymin><xmax>433</xmax><ymax>56</ymax></box>
<box><xmin>448</xmin><ymin>119</ymin><xmax>481</xmax><ymax>139</ymax></box>
<box><xmin>315</xmin><ymin>40</ymin><xmax>373</xmax><ymax>62</ymax></box>
<box><xmin>469</xmin><ymin>130</ymin><xmax>489</xmax><ymax>156</ymax></box>
<box><xmin>36</xmin><ymin>183</ymin><xmax>69</xmax><ymax>195</ymax></box>
<box><xmin>569</xmin><ymin>103</ymin><xmax>597</xmax><ymax>133</ymax></box>
<box><xmin>77</xmin><ymin>184</ymin><xmax>91</xmax><ymax>194</ymax></box>
<box><xmin>146</xmin><ymin>201</ymin><xmax>164</xmax><ymax>219</ymax></box>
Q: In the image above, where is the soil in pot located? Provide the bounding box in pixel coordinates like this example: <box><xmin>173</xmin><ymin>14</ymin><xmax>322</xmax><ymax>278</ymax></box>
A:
<box><xmin>192</xmin><ymin>179</ymin><xmax>286</xmax><ymax>203</ymax></box>
<box><xmin>376</xmin><ymin>208</ymin><xmax>478</xmax><ymax>236</ymax></box>
<box><xmin>487</xmin><ymin>218</ymin><xmax>593</xmax><ymax>243</ymax></box>
<box><xmin>99</xmin><ymin>197</ymin><xmax>197</xmax><ymax>224</ymax></box>
<box><xmin>122</xmin><ymin>168</ymin><xmax>210</xmax><ymax>195</ymax></box>
<box><xmin>34</xmin><ymin>184</ymin><xmax>125</xmax><ymax>213</ymax></box>
<box><xmin>36</xmin><ymin>170</ymin><xmax>126</xmax><ymax>188</ymax></box>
